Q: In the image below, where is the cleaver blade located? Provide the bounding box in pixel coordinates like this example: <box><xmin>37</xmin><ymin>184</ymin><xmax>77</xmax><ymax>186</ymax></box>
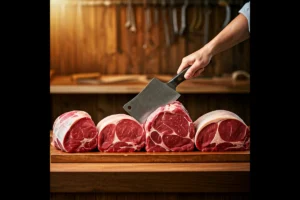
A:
<box><xmin>123</xmin><ymin>66</ymin><xmax>191</xmax><ymax>124</ymax></box>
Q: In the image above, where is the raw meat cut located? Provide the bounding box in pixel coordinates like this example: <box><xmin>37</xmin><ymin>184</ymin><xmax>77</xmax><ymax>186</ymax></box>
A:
<box><xmin>97</xmin><ymin>114</ymin><xmax>145</xmax><ymax>152</ymax></box>
<box><xmin>194</xmin><ymin>110</ymin><xmax>250</xmax><ymax>152</ymax></box>
<box><xmin>144</xmin><ymin>101</ymin><xmax>195</xmax><ymax>152</ymax></box>
<box><xmin>52</xmin><ymin>110</ymin><xmax>98</xmax><ymax>153</ymax></box>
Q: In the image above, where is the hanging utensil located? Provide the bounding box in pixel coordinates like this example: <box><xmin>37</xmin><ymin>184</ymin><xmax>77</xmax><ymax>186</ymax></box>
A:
<box><xmin>194</xmin><ymin>5</ymin><xmax>203</xmax><ymax>30</ymax></box>
<box><xmin>129</xmin><ymin>1</ymin><xmax>136</xmax><ymax>32</ymax></box>
<box><xmin>168</xmin><ymin>1</ymin><xmax>175</xmax><ymax>44</ymax></box>
<box><xmin>203</xmin><ymin>0</ymin><xmax>211</xmax><ymax>44</ymax></box>
<box><xmin>170</xmin><ymin>0</ymin><xmax>178</xmax><ymax>35</ymax></box>
<box><xmin>218</xmin><ymin>0</ymin><xmax>231</xmax><ymax>29</ymax></box>
<box><xmin>143</xmin><ymin>0</ymin><xmax>152</xmax><ymax>49</ymax></box>
<box><xmin>161</xmin><ymin>0</ymin><xmax>170</xmax><ymax>47</ymax></box>
<box><xmin>153</xmin><ymin>0</ymin><xmax>159</xmax><ymax>25</ymax></box>
<box><xmin>179</xmin><ymin>0</ymin><xmax>189</xmax><ymax>36</ymax></box>
<box><xmin>125</xmin><ymin>0</ymin><xmax>136</xmax><ymax>32</ymax></box>
<box><xmin>189</xmin><ymin>5</ymin><xmax>198</xmax><ymax>32</ymax></box>
<box><xmin>116</xmin><ymin>1</ymin><xmax>122</xmax><ymax>53</ymax></box>
<box><xmin>125</xmin><ymin>0</ymin><xmax>132</xmax><ymax>28</ymax></box>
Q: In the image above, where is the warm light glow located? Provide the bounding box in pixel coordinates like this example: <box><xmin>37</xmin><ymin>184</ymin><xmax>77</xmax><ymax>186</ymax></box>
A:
<box><xmin>51</xmin><ymin>0</ymin><xmax>66</xmax><ymax>5</ymax></box>
<box><xmin>50</xmin><ymin>0</ymin><xmax>113</xmax><ymax>6</ymax></box>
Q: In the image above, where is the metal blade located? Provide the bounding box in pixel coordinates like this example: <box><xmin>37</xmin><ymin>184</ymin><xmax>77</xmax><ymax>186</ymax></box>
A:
<box><xmin>123</xmin><ymin>78</ymin><xmax>180</xmax><ymax>123</ymax></box>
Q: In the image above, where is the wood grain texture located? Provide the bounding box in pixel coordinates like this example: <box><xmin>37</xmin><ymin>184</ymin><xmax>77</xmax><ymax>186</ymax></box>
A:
<box><xmin>50</xmin><ymin>145</ymin><xmax>250</xmax><ymax>163</ymax></box>
<box><xmin>51</xmin><ymin>192</ymin><xmax>250</xmax><ymax>200</ymax></box>
<box><xmin>50</xmin><ymin>193</ymin><xmax>250</xmax><ymax>200</ymax></box>
<box><xmin>50</xmin><ymin>75</ymin><xmax>250</xmax><ymax>94</ymax></box>
<box><xmin>50</xmin><ymin>3</ymin><xmax>249</xmax><ymax>76</ymax></box>
<box><xmin>50</xmin><ymin>144</ymin><xmax>250</xmax><ymax>193</ymax></box>
<box><xmin>50</xmin><ymin>93</ymin><xmax>250</xmax><ymax>128</ymax></box>
<box><xmin>71</xmin><ymin>72</ymin><xmax>101</xmax><ymax>81</ymax></box>
<box><xmin>50</xmin><ymin>170</ymin><xmax>249</xmax><ymax>192</ymax></box>
<box><xmin>50</xmin><ymin>162</ymin><xmax>250</xmax><ymax>173</ymax></box>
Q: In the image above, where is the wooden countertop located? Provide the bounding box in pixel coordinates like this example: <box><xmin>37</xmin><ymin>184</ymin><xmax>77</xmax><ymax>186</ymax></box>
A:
<box><xmin>50</xmin><ymin>162</ymin><xmax>249</xmax><ymax>193</ymax></box>
<box><xmin>50</xmin><ymin>132</ymin><xmax>250</xmax><ymax>193</ymax></box>
<box><xmin>50</xmin><ymin>75</ymin><xmax>250</xmax><ymax>94</ymax></box>
<box><xmin>51</xmin><ymin>162</ymin><xmax>249</xmax><ymax>173</ymax></box>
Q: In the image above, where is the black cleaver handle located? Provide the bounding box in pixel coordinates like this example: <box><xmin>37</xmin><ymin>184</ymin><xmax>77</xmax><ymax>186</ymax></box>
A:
<box><xmin>167</xmin><ymin>66</ymin><xmax>191</xmax><ymax>90</ymax></box>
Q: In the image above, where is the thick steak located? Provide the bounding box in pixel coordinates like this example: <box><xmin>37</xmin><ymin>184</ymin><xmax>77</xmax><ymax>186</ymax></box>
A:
<box><xmin>194</xmin><ymin>110</ymin><xmax>250</xmax><ymax>151</ymax></box>
<box><xmin>144</xmin><ymin>101</ymin><xmax>195</xmax><ymax>152</ymax></box>
<box><xmin>52</xmin><ymin>110</ymin><xmax>98</xmax><ymax>153</ymax></box>
<box><xmin>97</xmin><ymin>114</ymin><xmax>145</xmax><ymax>152</ymax></box>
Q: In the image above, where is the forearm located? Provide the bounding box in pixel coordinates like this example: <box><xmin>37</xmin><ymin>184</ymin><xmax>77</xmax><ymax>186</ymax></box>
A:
<box><xmin>205</xmin><ymin>14</ymin><xmax>250</xmax><ymax>56</ymax></box>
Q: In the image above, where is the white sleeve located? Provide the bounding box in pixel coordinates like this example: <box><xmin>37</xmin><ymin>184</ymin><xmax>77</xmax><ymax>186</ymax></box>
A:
<box><xmin>239</xmin><ymin>1</ymin><xmax>250</xmax><ymax>33</ymax></box>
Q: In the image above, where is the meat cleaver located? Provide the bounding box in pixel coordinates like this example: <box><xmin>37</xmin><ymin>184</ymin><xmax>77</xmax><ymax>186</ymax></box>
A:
<box><xmin>123</xmin><ymin>66</ymin><xmax>191</xmax><ymax>124</ymax></box>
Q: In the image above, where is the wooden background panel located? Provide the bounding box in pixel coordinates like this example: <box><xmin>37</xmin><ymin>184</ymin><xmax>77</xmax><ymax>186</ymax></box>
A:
<box><xmin>50</xmin><ymin>1</ymin><xmax>250</xmax><ymax>77</ymax></box>
<box><xmin>50</xmin><ymin>171</ymin><xmax>249</xmax><ymax>192</ymax></box>
<box><xmin>50</xmin><ymin>93</ymin><xmax>250</xmax><ymax>128</ymax></box>
<box><xmin>50</xmin><ymin>192</ymin><xmax>250</xmax><ymax>200</ymax></box>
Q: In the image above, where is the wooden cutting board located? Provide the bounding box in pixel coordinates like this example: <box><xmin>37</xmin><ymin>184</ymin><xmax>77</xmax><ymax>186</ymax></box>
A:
<box><xmin>50</xmin><ymin>146</ymin><xmax>249</xmax><ymax>163</ymax></box>
<box><xmin>50</xmin><ymin>132</ymin><xmax>250</xmax><ymax>163</ymax></box>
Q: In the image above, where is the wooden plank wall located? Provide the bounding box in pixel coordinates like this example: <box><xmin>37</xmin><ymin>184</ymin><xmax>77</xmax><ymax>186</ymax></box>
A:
<box><xmin>51</xmin><ymin>93</ymin><xmax>250</xmax><ymax>128</ymax></box>
<box><xmin>50</xmin><ymin>0</ymin><xmax>250</xmax><ymax>76</ymax></box>
<box><xmin>50</xmin><ymin>0</ymin><xmax>250</xmax><ymax>129</ymax></box>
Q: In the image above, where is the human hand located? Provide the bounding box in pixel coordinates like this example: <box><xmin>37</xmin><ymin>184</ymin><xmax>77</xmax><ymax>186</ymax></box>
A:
<box><xmin>177</xmin><ymin>47</ymin><xmax>213</xmax><ymax>79</ymax></box>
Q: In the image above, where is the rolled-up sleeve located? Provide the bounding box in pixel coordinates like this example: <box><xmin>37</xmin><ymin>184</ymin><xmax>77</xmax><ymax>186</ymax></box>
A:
<box><xmin>239</xmin><ymin>1</ymin><xmax>250</xmax><ymax>32</ymax></box>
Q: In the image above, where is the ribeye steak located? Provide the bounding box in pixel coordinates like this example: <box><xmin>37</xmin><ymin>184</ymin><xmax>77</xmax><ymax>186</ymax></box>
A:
<box><xmin>144</xmin><ymin>101</ymin><xmax>195</xmax><ymax>152</ymax></box>
<box><xmin>52</xmin><ymin>110</ymin><xmax>98</xmax><ymax>153</ymax></box>
<box><xmin>194</xmin><ymin>110</ymin><xmax>250</xmax><ymax>151</ymax></box>
<box><xmin>96</xmin><ymin>114</ymin><xmax>145</xmax><ymax>152</ymax></box>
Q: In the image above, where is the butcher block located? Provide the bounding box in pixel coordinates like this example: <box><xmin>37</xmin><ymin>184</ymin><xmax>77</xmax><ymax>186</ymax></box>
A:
<box><xmin>50</xmin><ymin>131</ymin><xmax>250</xmax><ymax>163</ymax></box>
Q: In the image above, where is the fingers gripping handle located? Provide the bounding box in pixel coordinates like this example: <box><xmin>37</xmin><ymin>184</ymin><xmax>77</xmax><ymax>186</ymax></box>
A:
<box><xmin>167</xmin><ymin>66</ymin><xmax>191</xmax><ymax>90</ymax></box>
<box><xmin>169</xmin><ymin>60</ymin><xmax>213</xmax><ymax>89</ymax></box>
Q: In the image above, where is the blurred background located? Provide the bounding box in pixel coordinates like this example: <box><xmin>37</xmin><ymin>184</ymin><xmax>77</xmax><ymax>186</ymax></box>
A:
<box><xmin>50</xmin><ymin>0</ymin><xmax>250</xmax><ymax>129</ymax></box>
